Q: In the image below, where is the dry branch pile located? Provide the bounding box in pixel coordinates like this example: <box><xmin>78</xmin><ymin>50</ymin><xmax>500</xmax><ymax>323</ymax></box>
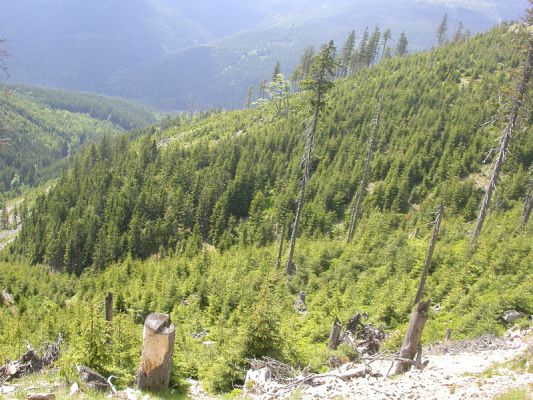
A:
<box><xmin>427</xmin><ymin>334</ymin><xmax>516</xmax><ymax>355</ymax></box>
<box><xmin>248</xmin><ymin>357</ymin><xmax>299</xmax><ymax>384</ymax></box>
<box><xmin>331</xmin><ymin>311</ymin><xmax>387</xmax><ymax>356</ymax></box>
<box><xmin>0</xmin><ymin>336</ymin><xmax>62</xmax><ymax>383</ymax></box>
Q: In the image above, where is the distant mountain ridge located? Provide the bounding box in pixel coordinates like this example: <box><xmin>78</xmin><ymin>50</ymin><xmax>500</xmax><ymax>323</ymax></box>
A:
<box><xmin>0</xmin><ymin>0</ymin><xmax>528</xmax><ymax>110</ymax></box>
<box><xmin>0</xmin><ymin>84</ymin><xmax>155</xmax><ymax>192</ymax></box>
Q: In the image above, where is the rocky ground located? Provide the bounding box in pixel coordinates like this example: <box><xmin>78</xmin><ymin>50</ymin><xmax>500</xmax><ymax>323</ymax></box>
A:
<box><xmin>0</xmin><ymin>329</ymin><xmax>531</xmax><ymax>399</ymax></box>
<box><xmin>0</xmin><ymin>201</ymin><xmax>22</xmax><ymax>252</ymax></box>
<box><xmin>243</xmin><ymin>328</ymin><xmax>533</xmax><ymax>400</ymax></box>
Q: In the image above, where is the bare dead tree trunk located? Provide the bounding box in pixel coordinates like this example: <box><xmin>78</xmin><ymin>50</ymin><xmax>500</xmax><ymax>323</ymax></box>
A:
<box><xmin>472</xmin><ymin>27</ymin><xmax>532</xmax><ymax>243</ymax></box>
<box><xmin>414</xmin><ymin>205</ymin><xmax>444</xmax><ymax>305</ymax></box>
<box><xmin>392</xmin><ymin>300</ymin><xmax>430</xmax><ymax>375</ymax></box>
<box><xmin>105</xmin><ymin>292</ymin><xmax>113</xmax><ymax>322</ymax></box>
<box><xmin>286</xmin><ymin>103</ymin><xmax>320</xmax><ymax>275</ymax></box>
<box><xmin>328</xmin><ymin>317</ymin><xmax>342</xmax><ymax>350</ymax></box>
<box><xmin>276</xmin><ymin>224</ymin><xmax>285</xmax><ymax>268</ymax></box>
<box><xmin>521</xmin><ymin>167</ymin><xmax>533</xmax><ymax>226</ymax></box>
<box><xmin>347</xmin><ymin>98</ymin><xmax>382</xmax><ymax>243</ymax></box>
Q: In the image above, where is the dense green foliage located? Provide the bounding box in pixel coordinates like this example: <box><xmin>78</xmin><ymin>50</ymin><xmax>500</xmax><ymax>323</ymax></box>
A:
<box><xmin>7</xmin><ymin>85</ymin><xmax>156</xmax><ymax>130</ymax></box>
<box><xmin>13</xmin><ymin>27</ymin><xmax>532</xmax><ymax>272</ymax></box>
<box><xmin>1</xmin><ymin>26</ymin><xmax>532</xmax><ymax>393</ymax></box>
<box><xmin>0</xmin><ymin>85</ymin><xmax>155</xmax><ymax>196</ymax></box>
<box><xmin>1</xmin><ymin>213</ymin><xmax>531</xmax><ymax>390</ymax></box>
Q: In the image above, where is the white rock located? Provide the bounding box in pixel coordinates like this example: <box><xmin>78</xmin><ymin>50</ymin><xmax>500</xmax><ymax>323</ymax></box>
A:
<box><xmin>503</xmin><ymin>310</ymin><xmax>523</xmax><ymax>323</ymax></box>
<box><xmin>68</xmin><ymin>383</ymin><xmax>79</xmax><ymax>396</ymax></box>
<box><xmin>0</xmin><ymin>386</ymin><xmax>16</xmax><ymax>394</ymax></box>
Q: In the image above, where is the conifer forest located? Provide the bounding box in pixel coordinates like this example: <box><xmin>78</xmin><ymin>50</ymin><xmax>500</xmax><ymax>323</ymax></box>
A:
<box><xmin>0</xmin><ymin>1</ymin><xmax>532</xmax><ymax>399</ymax></box>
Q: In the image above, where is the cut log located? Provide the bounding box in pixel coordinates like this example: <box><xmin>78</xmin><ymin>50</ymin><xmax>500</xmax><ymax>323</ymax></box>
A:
<box><xmin>328</xmin><ymin>317</ymin><xmax>342</xmax><ymax>350</ymax></box>
<box><xmin>136</xmin><ymin>313</ymin><xmax>175</xmax><ymax>391</ymax></box>
<box><xmin>392</xmin><ymin>300</ymin><xmax>431</xmax><ymax>375</ymax></box>
<box><xmin>27</xmin><ymin>394</ymin><xmax>55</xmax><ymax>400</ymax></box>
<box><xmin>338</xmin><ymin>365</ymin><xmax>371</xmax><ymax>380</ymax></box>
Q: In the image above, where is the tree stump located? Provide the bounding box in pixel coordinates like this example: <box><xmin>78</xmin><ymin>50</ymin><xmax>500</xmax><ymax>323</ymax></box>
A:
<box><xmin>328</xmin><ymin>317</ymin><xmax>342</xmax><ymax>350</ymax></box>
<box><xmin>136</xmin><ymin>313</ymin><xmax>175</xmax><ymax>391</ymax></box>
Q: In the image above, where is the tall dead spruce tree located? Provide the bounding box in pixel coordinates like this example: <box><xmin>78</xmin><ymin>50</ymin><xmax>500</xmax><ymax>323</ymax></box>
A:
<box><xmin>414</xmin><ymin>205</ymin><xmax>444</xmax><ymax>305</ymax></box>
<box><xmin>393</xmin><ymin>205</ymin><xmax>444</xmax><ymax>375</ymax></box>
<box><xmin>471</xmin><ymin>17</ymin><xmax>532</xmax><ymax>243</ymax></box>
<box><xmin>285</xmin><ymin>41</ymin><xmax>336</xmax><ymax>275</ymax></box>
<box><xmin>347</xmin><ymin>97</ymin><xmax>382</xmax><ymax>243</ymax></box>
<box><xmin>522</xmin><ymin>167</ymin><xmax>533</xmax><ymax>226</ymax></box>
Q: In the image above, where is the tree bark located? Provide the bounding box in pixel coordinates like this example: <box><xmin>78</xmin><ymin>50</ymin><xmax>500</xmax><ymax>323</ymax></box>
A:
<box><xmin>105</xmin><ymin>292</ymin><xmax>113</xmax><ymax>322</ymax></box>
<box><xmin>472</xmin><ymin>28</ymin><xmax>532</xmax><ymax>243</ymax></box>
<box><xmin>521</xmin><ymin>167</ymin><xmax>533</xmax><ymax>226</ymax></box>
<box><xmin>136</xmin><ymin>313</ymin><xmax>175</xmax><ymax>391</ymax></box>
<box><xmin>414</xmin><ymin>205</ymin><xmax>444</xmax><ymax>305</ymax></box>
<box><xmin>286</xmin><ymin>97</ymin><xmax>321</xmax><ymax>275</ymax></box>
<box><xmin>392</xmin><ymin>300</ymin><xmax>431</xmax><ymax>375</ymax></box>
<box><xmin>276</xmin><ymin>224</ymin><xmax>285</xmax><ymax>269</ymax></box>
<box><xmin>328</xmin><ymin>317</ymin><xmax>342</xmax><ymax>350</ymax></box>
<box><xmin>347</xmin><ymin>98</ymin><xmax>382</xmax><ymax>243</ymax></box>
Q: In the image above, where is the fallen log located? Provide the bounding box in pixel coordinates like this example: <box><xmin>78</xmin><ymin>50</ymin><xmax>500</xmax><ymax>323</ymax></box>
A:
<box><xmin>337</xmin><ymin>365</ymin><xmax>371</xmax><ymax>380</ymax></box>
<box><xmin>27</xmin><ymin>394</ymin><xmax>55</xmax><ymax>400</ymax></box>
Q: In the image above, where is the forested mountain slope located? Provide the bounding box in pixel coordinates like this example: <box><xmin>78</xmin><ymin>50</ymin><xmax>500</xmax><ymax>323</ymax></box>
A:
<box><xmin>0</xmin><ymin>85</ymin><xmax>155</xmax><ymax>195</ymax></box>
<box><xmin>1</xmin><ymin>26</ymin><xmax>532</xmax><ymax>393</ymax></box>
<box><xmin>13</xmin><ymin>26</ymin><xmax>532</xmax><ymax>272</ymax></box>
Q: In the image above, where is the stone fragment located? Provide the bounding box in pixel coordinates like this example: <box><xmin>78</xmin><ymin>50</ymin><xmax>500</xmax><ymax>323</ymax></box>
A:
<box><xmin>503</xmin><ymin>310</ymin><xmax>523</xmax><ymax>323</ymax></box>
<box><xmin>68</xmin><ymin>382</ymin><xmax>79</xmax><ymax>396</ymax></box>
<box><xmin>0</xmin><ymin>386</ymin><xmax>16</xmax><ymax>394</ymax></box>
<box><xmin>77</xmin><ymin>365</ymin><xmax>109</xmax><ymax>391</ymax></box>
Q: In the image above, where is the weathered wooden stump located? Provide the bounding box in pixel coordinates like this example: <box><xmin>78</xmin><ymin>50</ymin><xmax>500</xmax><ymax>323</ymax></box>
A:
<box><xmin>136</xmin><ymin>313</ymin><xmax>175</xmax><ymax>391</ymax></box>
<box><xmin>328</xmin><ymin>317</ymin><xmax>342</xmax><ymax>350</ymax></box>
